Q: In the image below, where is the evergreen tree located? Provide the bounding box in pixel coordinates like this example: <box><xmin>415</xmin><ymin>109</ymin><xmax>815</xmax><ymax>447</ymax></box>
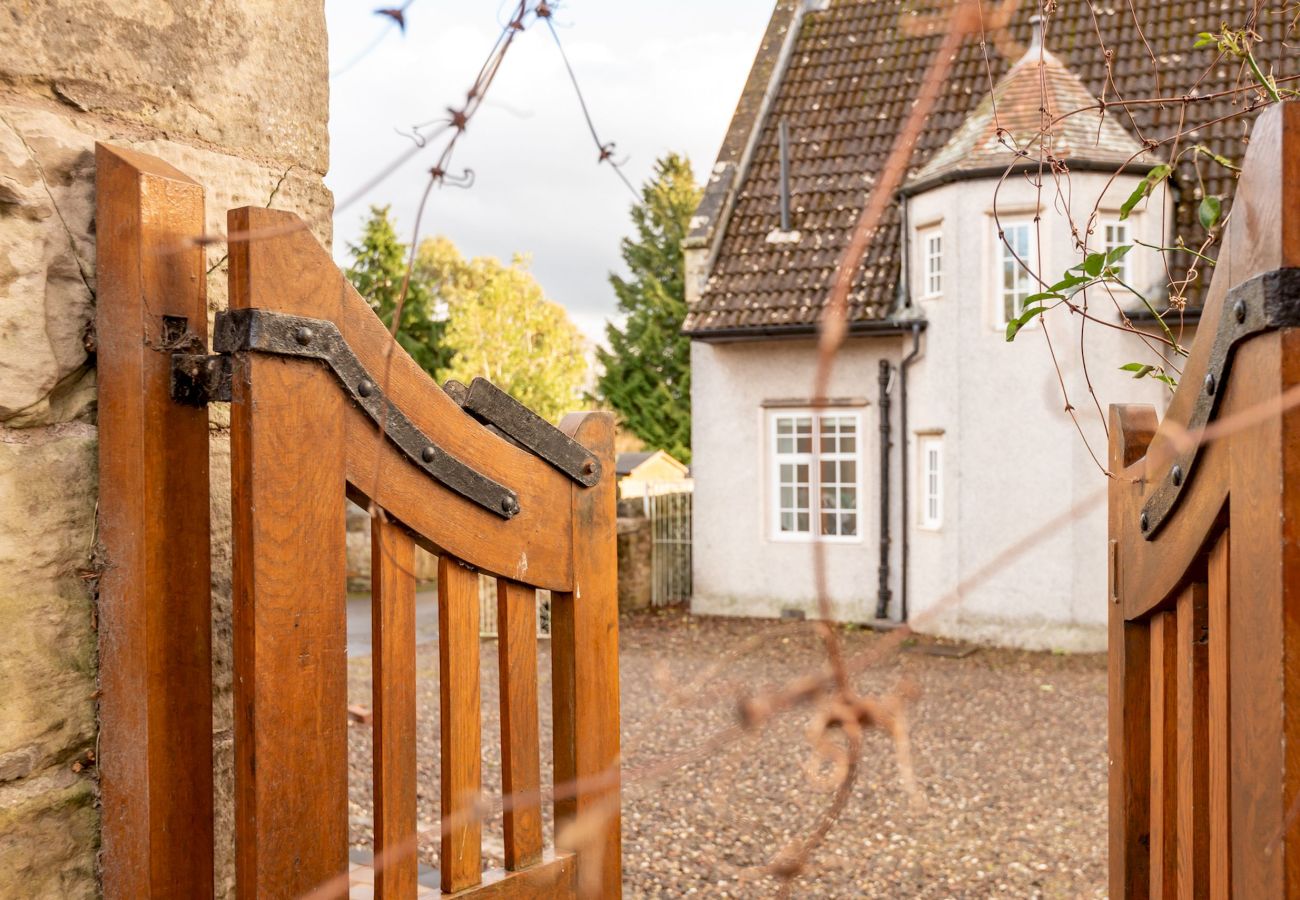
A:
<box><xmin>418</xmin><ymin>236</ymin><xmax>587</xmax><ymax>423</ymax></box>
<box><xmin>344</xmin><ymin>205</ymin><xmax>450</xmax><ymax>376</ymax></box>
<box><xmin>596</xmin><ymin>154</ymin><xmax>701</xmax><ymax>463</ymax></box>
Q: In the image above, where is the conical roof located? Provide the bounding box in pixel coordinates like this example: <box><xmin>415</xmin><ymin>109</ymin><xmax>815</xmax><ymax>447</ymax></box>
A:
<box><xmin>908</xmin><ymin>26</ymin><xmax>1148</xmax><ymax>190</ymax></box>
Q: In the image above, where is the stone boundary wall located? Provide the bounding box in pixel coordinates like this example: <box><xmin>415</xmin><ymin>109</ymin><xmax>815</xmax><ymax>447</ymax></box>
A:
<box><xmin>0</xmin><ymin>3</ymin><xmax>330</xmax><ymax>896</ymax></box>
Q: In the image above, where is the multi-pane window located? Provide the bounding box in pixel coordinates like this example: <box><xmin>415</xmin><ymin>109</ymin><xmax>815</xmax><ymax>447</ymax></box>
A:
<box><xmin>924</xmin><ymin>231</ymin><xmax>943</xmax><ymax>297</ymax></box>
<box><xmin>1103</xmin><ymin>221</ymin><xmax>1130</xmax><ymax>284</ymax></box>
<box><xmin>773</xmin><ymin>415</ymin><xmax>813</xmax><ymax>535</ymax></box>
<box><xmin>919</xmin><ymin>435</ymin><xmax>943</xmax><ymax>530</ymax></box>
<box><xmin>771</xmin><ymin>412</ymin><xmax>860</xmax><ymax>540</ymax></box>
<box><xmin>1000</xmin><ymin>221</ymin><xmax>1035</xmax><ymax>324</ymax></box>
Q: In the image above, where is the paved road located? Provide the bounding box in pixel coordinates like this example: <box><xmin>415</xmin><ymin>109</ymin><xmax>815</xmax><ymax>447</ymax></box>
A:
<box><xmin>346</xmin><ymin>590</ymin><xmax>440</xmax><ymax>657</ymax></box>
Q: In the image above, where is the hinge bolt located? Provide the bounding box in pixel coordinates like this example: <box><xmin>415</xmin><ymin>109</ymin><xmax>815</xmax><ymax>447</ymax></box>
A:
<box><xmin>294</xmin><ymin>326</ymin><xmax>314</xmax><ymax>346</ymax></box>
<box><xmin>1234</xmin><ymin>298</ymin><xmax>1247</xmax><ymax>323</ymax></box>
<box><xmin>421</xmin><ymin>445</ymin><xmax>436</xmax><ymax>464</ymax></box>
<box><xmin>1204</xmin><ymin>372</ymin><xmax>1216</xmax><ymax>396</ymax></box>
<box><xmin>582</xmin><ymin>459</ymin><xmax>596</xmax><ymax>475</ymax></box>
<box><xmin>1171</xmin><ymin>464</ymin><xmax>1183</xmax><ymax>487</ymax></box>
<box><xmin>1140</xmin><ymin>511</ymin><xmax>1150</xmax><ymax>532</ymax></box>
<box><xmin>357</xmin><ymin>379</ymin><xmax>375</xmax><ymax>398</ymax></box>
<box><xmin>501</xmin><ymin>495</ymin><xmax>520</xmax><ymax>516</ymax></box>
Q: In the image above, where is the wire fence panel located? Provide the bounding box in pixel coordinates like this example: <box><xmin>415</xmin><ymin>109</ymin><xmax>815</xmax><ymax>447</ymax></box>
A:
<box><xmin>648</xmin><ymin>488</ymin><xmax>692</xmax><ymax>607</ymax></box>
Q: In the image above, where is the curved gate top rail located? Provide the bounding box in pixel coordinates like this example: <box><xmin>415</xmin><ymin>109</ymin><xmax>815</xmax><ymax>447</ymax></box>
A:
<box><xmin>96</xmin><ymin>145</ymin><xmax>621</xmax><ymax>899</ymax></box>
<box><xmin>1108</xmin><ymin>103</ymin><xmax>1300</xmax><ymax>900</ymax></box>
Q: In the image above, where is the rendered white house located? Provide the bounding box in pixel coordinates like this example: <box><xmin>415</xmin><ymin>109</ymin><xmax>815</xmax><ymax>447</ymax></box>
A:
<box><xmin>680</xmin><ymin>0</ymin><xmax>1245</xmax><ymax>650</ymax></box>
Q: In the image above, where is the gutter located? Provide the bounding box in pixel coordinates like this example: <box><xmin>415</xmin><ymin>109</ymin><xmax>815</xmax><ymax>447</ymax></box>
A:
<box><xmin>684</xmin><ymin>320</ymin><xmax>922</xmax><ymax>343</ymax></box>
<box><xmin>898</xmin><ymin>157</ymin><xmax>1164</xmax><ymax>199</ymax></box>
<box><xmin>875</xmin><ymin>359</ymin><xmax>893</xmax><ymax>619</ymax></box>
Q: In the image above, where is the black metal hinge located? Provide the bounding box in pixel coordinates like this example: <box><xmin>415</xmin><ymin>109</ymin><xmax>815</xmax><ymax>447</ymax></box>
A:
<box><xmin>1141</xmin><ymin>267</ymin><xmax>1300</xmax><ymax>539</ymax></box>
<box><xmin>444</xmin><ymin>378</ymin><xmax>601</xmax><ymax>487</ymax></box>
<box><xmin>211</xmin><ymin>308</ymin><xmax>521</xmax><ymax>519</ymax></box>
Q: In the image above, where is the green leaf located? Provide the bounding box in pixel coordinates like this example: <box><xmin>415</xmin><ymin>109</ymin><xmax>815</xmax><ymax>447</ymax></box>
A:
<box><xmin>1199</xmin><ymin>195</ymin><xmax>1223</xmax><ymax>230</ymax></box>
<box><xmin>1048</xmin><ymin>273</ymin><xmax>1090</xmax><ymax>293</ymax></box>
<box><xmin>1153</xmin><ymin>373</ymin><xmax>1178</xmax><ymax>388</ymax></box>
<box><xmin>1005</xmin><ymin>305</ymin><xmax>1045</xmax><ymax>342</ymax></box>
<box><xmin>1024</xmin><ymin>291</ymin><xmax>1064</xmax><ymax>304</ymax></box>
<box><xmin>1083</xmin><ymin>252</ymin><xmax>1106</xmax><ymax>277</ymax></box>
<box><xmin>1120</xmin><ymin>164</ymin><xmax>1171</xmax><ymax>221</ymax></box>
<box><xmin>1193</xmin><ymin>31</ymin><xmax>1218</xmax><ymax>49</ymax></box>
<box><xmin>1119</xmin><ymin>362</ymin><xmax>1155</xmax><ymax>379</ymax></box>
<box><xmin>1105</xmin><ymin>244</ymin><xmax>1133</xmax><ymax>265</ymax></box>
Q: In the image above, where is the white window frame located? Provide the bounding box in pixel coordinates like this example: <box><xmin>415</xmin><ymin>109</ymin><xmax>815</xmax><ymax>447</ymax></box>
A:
<box><xmin>918</xmin><ymin>434</ymin><xmax>944</xmax><ymax>530</ymax></box>
<box><xmin>1101</xmin><ymin>219</ymin><xmax>1133</xmax><ymax>286</ymax></box>
<box><xmin>996</xmin><ymin>218</ymin><xmax>1039</xmax><ymax>327</ymax></box>
<box><xmin>768</xmin><ymin>410</ymin><xmax>864</xmax><ymax>543</ymax></box>
<box><xmin>922</xmin><ymin>229</ymin><xmax>943</xmax><ymax>298</ymax></box>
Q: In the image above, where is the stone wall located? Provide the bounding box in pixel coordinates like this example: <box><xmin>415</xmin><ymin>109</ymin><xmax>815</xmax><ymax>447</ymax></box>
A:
<box><xmin>617</xmin><ymin>515</ymin><xmax>652</xmax><ymax>612</ymax></box>
<box><xmin>0</xmin><ymin>3</ymin><xmax>331</xmax><ymax>896</ymax></box>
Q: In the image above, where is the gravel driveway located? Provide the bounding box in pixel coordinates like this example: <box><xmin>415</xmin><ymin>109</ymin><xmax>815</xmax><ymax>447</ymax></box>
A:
<box><xmin>348</xmin><ymin>608</ymin><xmax>1107</xmax><ymax>898</ymax></box>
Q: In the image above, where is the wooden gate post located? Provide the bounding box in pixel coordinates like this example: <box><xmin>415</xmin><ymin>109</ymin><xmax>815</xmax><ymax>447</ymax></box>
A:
<box><xmin>552</xmin><ymin>411</ymin><xmax>622</xmax><ymax>897</ymax></box>
<box><xmin>96</xmin><ymin>144</ymin><xmax>214</xmax><ymax>898</ymax></box>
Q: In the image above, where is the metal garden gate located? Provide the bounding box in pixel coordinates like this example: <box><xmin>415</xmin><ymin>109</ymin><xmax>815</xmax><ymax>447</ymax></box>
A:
<box><xmin>95</xmin><ymin>144</ymin><xmax>621</xmax><ymax>898</ymax></box>
<box><xmin>1108</xmin><ymin>103</ymin><xmax>1300</xmax><ymax>898</ymax></box>
<box><xmin>647</xmin><ymin>488</ymin><xmax>692</xmax><ymax>606</ymax></box>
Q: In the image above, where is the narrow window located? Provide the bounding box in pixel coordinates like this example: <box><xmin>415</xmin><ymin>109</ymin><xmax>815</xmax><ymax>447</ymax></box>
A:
<box><xmin>924</xmin><ymin>231</ymin><xmax>943</xmax><ymax>297</ymax></box>
<box><xmin>770</xmin><ymin>411</ymin><xmax>861</xmax><ymax>540</ymax></box>
<box><xmin>772</xmin><ymin>414</ymin><xmax>813</xmax><ymax>536</ymax></box>
<box><xmin>1103</xmin><ymin>221</ymin><xmax>1131</xmax><ymax>284</ymax></box>
<box><xmin>919</xmin><ymin>435</ymin><xmax>943</xmax><ymax>530</ymax></box>
<box><xmin>999</xmin><ymin>221</ymin><xmax>1035</xmax><ymax>324</ymax></box>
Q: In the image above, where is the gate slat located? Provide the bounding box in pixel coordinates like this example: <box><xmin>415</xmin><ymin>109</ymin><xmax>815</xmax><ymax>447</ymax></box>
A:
<box><xmin>372</xmin><ymin>514</ymin><xmax>419</xmax><ymax>899</ymax></box>
<box><xmin>1176</xmin><ymin>584</ymin><xmax>1209</xmax><ymax>899</ymax></box>
<box><xmin>229</xmin><ymin>208</ymin><xmax>350</xmax><ymax>897</ymax></box>
<box><xmin>1208</xmin><ymin>532</ymin><xmax>1231</xmax><ymax>900</ymax></box>
<box><xmin>439</xmin><ymin>557</ymin><xmax>483</xmax><ymax>893</ymax></box>
<box><xmin>1150</xmin><ymin>610</ymin><xmax>1179</xmax><ymax>900</ymax></box>
<box><xmin>498</xmin><ymin>578</ymin><xmax>544</xmax><ymax>870</ymax></box>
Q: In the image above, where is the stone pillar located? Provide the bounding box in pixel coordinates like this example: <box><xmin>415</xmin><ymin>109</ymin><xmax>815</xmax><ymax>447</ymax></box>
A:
<box><xmin>0</xmin><ymin>4</ymin><xmax>330</xmax><ymax>896</ymax></box>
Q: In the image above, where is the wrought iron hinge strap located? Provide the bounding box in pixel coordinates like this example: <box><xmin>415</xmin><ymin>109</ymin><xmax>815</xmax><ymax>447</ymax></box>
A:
<box><xmin>444</xmin><ymin>378</ymin><xmax>602</xmax><ymax>487</ymax></box>
<box><xmin>1141</xmin><ymin>267</ymin><xmax>1300</xmax><ymax>539</ymax></box>
<box><xmin>213</xmin><ymin>309</ymin><xmax>520</xmax><ymax>519</ymax></box>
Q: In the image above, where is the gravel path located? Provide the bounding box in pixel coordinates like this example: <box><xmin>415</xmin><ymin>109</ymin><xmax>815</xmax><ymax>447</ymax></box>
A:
<box><xmin>348</xmin><ymin>608</ymin><xmax>1107</xmax><ymax>898</ymax></box>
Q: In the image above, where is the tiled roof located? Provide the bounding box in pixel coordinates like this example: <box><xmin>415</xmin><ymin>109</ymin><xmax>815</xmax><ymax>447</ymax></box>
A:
<box><xmin>909</xmin><ymin>41</ymin><xmax>1148</xmax><ymax>188</ymax></box>
<box><xmin>684</xmin><ymin>0</ymin><xmax>1291</xmax><ymax>336</ymax></box>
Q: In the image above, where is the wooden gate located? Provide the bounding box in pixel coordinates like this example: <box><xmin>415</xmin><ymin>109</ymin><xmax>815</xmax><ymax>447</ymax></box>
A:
<box><xmin>1109</xmin><ymin>103</ymin><xmax>1300</xmax><ymax>898</ymax></box>
<box><xmin>95</xmin><ymin>145</ymin><xmax>621</xmax><ymax>898</ymax></box>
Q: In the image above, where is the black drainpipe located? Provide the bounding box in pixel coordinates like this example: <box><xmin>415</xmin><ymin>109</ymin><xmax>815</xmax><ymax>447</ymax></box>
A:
<box><xmin>875</xmin><ymin>359</ymin><xmax>893</xmax><ymax>619</ymax></box>
<box><xmin>898</xmin><ymin>322</ymin><xmax>923</xmax><ymax>623</ymax></box>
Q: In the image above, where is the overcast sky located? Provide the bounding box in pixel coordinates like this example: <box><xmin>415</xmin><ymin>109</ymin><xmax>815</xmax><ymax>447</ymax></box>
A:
<box><xmin>325</xmin><ymin>1</ymin><xmax>773</xmax><ymax>344</ymax></box>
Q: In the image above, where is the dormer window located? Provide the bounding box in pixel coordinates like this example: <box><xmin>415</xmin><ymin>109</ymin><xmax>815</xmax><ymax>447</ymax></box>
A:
<box><xmin>923</xmin><ymin>230</ymin><xmax>943</xmax><ymax>298</ymax></box>
<box><xmin>998</xmin><ymin>220</ymin><xmax>1037</xmax><ymax>325</ymax></box>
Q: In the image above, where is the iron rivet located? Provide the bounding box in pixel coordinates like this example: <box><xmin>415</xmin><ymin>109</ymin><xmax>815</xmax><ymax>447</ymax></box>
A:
<box><xmin>1171</xmin><ymin>464</ymin><xmax>1183</xmax><ymax>487</ymax></box>
<box><xmin>582</xmin><ymin>459</ymin><xmax>596</xmax><ymax>475</ymax></box>
<box><xmin>1204</xmin><ymin>372</ymin><xmax>1217</xmax><ymax>396</ymax></box>
<box><xmin>1140</xmin><ymin>511</ymin><xmax>1150</xmax><ymax>532</ymax></box>
<box><xmin>501</xmin><ymin>496</ymin><xmax>519</xmax><ymax>516</ymax></box>
<box><xmin>1234</xmin><ymin>299</ymin><xmax>1247</xmax><ymax>323</ymax></box>
<box><xmin>357</xmin><ymin>379</ymin><xmax>375</xmax><ymax>398</ymax></box>
<box><xmin>421</xmin><ymin>445</ymin><xmax>436</xmax><ymax>464</ymax></box>
<box><xmin>294</xmin><ymin>326</ymin><xmax>314</xmax><ymax>346</ymax></box>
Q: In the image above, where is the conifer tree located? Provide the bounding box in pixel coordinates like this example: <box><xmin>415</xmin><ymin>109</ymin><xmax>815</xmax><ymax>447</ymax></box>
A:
<box><xmin>596</xmin><ymin>154</ymin><xmax>701</xmax><ymax>462</ymax></box>
<box><xmin>344</xmin><ymin>205</ymin><xmax>450</xmax><ymax>375</ymax></box>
